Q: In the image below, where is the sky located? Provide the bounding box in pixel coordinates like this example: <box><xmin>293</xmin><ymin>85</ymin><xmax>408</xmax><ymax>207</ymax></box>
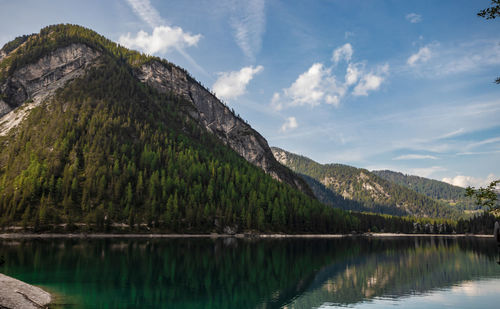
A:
<box><xmin>0</xmin><ymin>0</ymin><xmax>499</xmax><ymax>188</ymax></box>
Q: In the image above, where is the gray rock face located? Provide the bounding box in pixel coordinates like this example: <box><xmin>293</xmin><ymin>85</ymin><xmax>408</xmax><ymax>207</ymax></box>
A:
<box><xmin>137</xmin><ymin>61</ymin><xmax>311</xmax><ymax>194</ymax></box>
<box><xmin>0</xmin><ymin>98</ymin><xmax>10</xmax><ymax>116</ymax></box>
<box><xmin>272</xmin><ymin>147</ymin><xmax>290</xmax><ymax>166</ymax></box>
<box><xmin>0</xmin><ymin>273</ymin><xmax>51</xmax><ymax>309</ymax></box>
<box><xmin>0</xmin><ymin>43</ymin><xmax>100</xmax><ymax>118</ymax></box>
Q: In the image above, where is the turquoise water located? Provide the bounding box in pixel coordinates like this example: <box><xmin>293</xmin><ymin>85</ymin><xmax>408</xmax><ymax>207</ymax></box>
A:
<box><xmin>0</xmin><ymin>237</ymin><xmax>499</xmax><ymax>308</ymax></box>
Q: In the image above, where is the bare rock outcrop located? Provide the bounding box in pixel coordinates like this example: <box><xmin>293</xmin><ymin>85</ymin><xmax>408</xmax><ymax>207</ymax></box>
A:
<box><xmin>0</xmin><ymin>44</ymin><xmax>100</xmax><ymax>134</ymax></box>
<box><xmin>0</xmin><ymin>273</ymin><xmax>51</xmax><ymax>309</ymax></box>
<box><xmin>272</xmin><ymin>147</ymin><xmax>290</xmax><ymax>166</ymax></box>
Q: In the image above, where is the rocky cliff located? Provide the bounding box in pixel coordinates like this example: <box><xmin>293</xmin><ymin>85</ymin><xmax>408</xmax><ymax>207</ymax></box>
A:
<box><xmin>0</xmin><ymin>30</ymin><xmax>311</xmax><ymax>195</ymax></box>
<box><xmin>0</xmin><ymin>44</ymin><xmax>100</xmax><ymax>134</ymax></box>
<box><xmin>0</xmin><ymin>43</ymin><xmax>100</xmax><ymax>116</ymax></box>
<box><xmin>136</xmin><ymin>61</ymin><xmax>311</xmax><ymax>195</ymax></box>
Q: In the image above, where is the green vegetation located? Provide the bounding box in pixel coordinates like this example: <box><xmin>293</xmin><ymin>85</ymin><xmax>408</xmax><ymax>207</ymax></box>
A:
<box><xmin>0</xmin><ymin>25</ymin><xmax>368</xmax><ymax>233</ymax></box>
<box><xmin>272</xmin><ymin>148</ymin><xmax>458</xmax><ymax>218</ymax></box>
<box><xmin>0</xmin><ymin>34</ymin><xmax>30</xmax><ymax>55</ymax></box>
<box><xmin>466</xmin><ymin>180</ymin><xmax>500</xmax><ymax>212</ymax></box>
<box><xmin>477</xmin><ymin>0</ymin><xmax>500</xmax><ymax>83</ymax></box>
<box><xmin>0</xmin><ymin>24</ymin><xmax>489</xmax><ymax>234</ymax></box>
<box><xmin>0</xmin><ymin>52</ymin><xmax>355</xmax><ymax>233</ymax></box>
<box><xmin>455</xmin><ymin>211</ymin><xmax>497</xmax><ymax>234</ymax></box>
<box><xmin>299</xmin><ymin>173</ymin><xmax>407</xmax><ymax>215</ymax></box>
<box><xmin>478</xmin><ymin>0</ymin><xmax>500</xmax><ymax>20</ymax></box>
<box><xmin>373</xmin><ymin>170</ymin><xmax>478</xmax><ymax>211</ymax></box>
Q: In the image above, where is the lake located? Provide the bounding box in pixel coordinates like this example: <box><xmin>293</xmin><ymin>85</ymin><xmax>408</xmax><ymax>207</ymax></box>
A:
<box><xmin>0</xmin><ymin>236</ymin><xmax>499</xmax><ymax>308</ymax></box>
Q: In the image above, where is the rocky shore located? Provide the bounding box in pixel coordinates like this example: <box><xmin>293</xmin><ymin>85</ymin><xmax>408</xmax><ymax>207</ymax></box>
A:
<box><xmin>0</xmin><ymin>274</ymin><xmax>51</xmax><ymax>309</ymax></box>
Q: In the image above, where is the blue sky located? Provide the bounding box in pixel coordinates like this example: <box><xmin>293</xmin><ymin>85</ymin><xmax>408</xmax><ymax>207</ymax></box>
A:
<box><xmin>1</xmin><ymin>0</ymin><xmax>499</xmax><ymax>187</ymax></box>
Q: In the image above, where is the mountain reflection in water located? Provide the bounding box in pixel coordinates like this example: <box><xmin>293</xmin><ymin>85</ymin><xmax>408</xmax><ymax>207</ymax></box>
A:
<box><xmin>0</xmin><ymin>237</ymin><xmax>499</xmax><ymax>308</ymax></box>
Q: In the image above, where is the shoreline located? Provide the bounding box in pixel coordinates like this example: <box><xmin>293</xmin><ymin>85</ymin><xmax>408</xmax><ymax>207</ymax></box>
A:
<box><xmin>0</xmin><ymin>232</ymin><xmax>494</xmax><ymax>239</ymax></box>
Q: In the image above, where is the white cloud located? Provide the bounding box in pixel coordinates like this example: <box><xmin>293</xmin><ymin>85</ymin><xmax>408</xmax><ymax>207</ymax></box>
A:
<box><xmin>345</xmin><ymin>63</ymin><xmax>360</xmax><ymax>86</ymax></box>
<box><xmin>230</xmin><ymin>0</ymin><xmax>266</xmax><ymax>60</ymax></box>
<box><xmin>280</xmin><ymin>117</ymin><xmax>298</xmax><ymax>132</ymax></box>
<box><xmin>119</xmin><ymin>26</ymin><xmax>201</xmax><ymax>55</ymax></box>
<box><xmin>325</xmin><ymin>95</ymin><xmax>340</xmax><ymax>107</ymax></box>
<box><xmin>393</xmin><ymin>154</ymin><xmax>438</xmax><ymax>160</ymax></box>
<box><xmin>123</xmin><ymin>0</ymin><xmax>207</xmax><ymax>76</ymax></box>
<box><xmin>365</xmin><ymin>100</ymin><xmax>500</xmax><ymax>157</ymax></box>
<box><xmin>212</xmin><ymin>65</ymin><xmax>263</xmax><ymax>101</ymax></box>
<box><xmin>457</xmin><ymin>150</ymin><xmax>500</xmax><ymax>156</ymax></box>
<box><xmin>271</xmin><ymin>44</ymin><xmax>388</xmax><ymax>110</ymax></box>
<box><xmin>332</xmin><ymin>43</ymin><xmax>353</xmax><ymax>64</ymax></box>
<box><xmin>352</xmin><ymin>73</ymin><xmax>384</xmax><ymax>96</ymax></box>
<box><xmin>438</xmin><ymin>128</ymin><xmax>465</xmax><ymax>139</ymax></box>
<box><xmin>271</xmin><ymin>92</ymin><xmax>283</xmax><ymax>110</ymax></box>
<box><xmin>439</xmin><ymin>42</ymin><xmax>500</xmax><ymax>74</ymax></box>
<box><xmin>284</xmin><ymin>63</ymin><xmax>328</xmax><ymax>107</ymax></box>
<box><xmin>465</xmin><ymin>136</ymin><xmax>500</xmax><ymax>150</ymax></box>
<box><xmin>407</xmin><ymin>39</ymin><xmax>500</xmax><ymax>77</ymax></box>
<box><xmin>406</xmin><ymin>13</ymin><xmax>422</xmax><ymax>23</ymax></box>
<box><xmin>442</xmin><ymin>173</ymin><xmax>497</xmax><ymax>188</ymax></box>
<box><xmin>407</xmin><ymin>46</ymin><xmax>431</xmax><ymax>66</ymax></box>
<box><xmin>275</xmin><ymin>98</ymin><xmax>500</xmax><ymax>169</ymax></box>
<box><xmin>352</xmin><ymin>64</ymin><xmax>388</xmax><ymax>96</ymax></box>
<box><xmin>126</xmin><ymin>0</ymin><xmax>165</xmax><ymax>28</ymax></box>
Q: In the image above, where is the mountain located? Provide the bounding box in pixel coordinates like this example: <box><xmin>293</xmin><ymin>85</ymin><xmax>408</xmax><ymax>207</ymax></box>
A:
<box><xmin>0</xmin><ymin>25</ymin><xmax>310</xmax><ymax>197</ymax></box>
<box><xmin>372</xmin><ymin>170</ymin><xmax>479</xmax><ymax>211</ymax></box>
<box><xmin>271</xmin><ymin>147</ymin><xmax>459</xmax><ymax>218</ymax></box>
<box><xmin>297</xmin><ymin>173</ymin><xmax>405</xmax><ymax>215</ymax></box>
<box><xmin>0</xmin><ymin>24</ymin><xmax>349</xmax><ymax>232</ymax></box>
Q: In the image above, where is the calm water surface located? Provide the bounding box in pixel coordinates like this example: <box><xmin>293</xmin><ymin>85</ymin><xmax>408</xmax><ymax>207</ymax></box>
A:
<box><xmin>0</xmin><ymin>237</ymin><xmax>499</xmax><ymax>308</ymax></box>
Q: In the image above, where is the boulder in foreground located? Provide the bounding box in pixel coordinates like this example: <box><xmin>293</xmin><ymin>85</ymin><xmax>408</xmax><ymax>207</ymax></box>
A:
<box><xmin>0</xmin><ymin>273</ymin><xmax>51</xmax><ymax>309</ymax></box>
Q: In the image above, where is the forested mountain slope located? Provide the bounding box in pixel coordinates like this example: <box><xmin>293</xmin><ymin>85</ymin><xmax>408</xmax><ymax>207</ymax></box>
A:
<box><xmin>372</xmin><ymin>170</ymin><xmax>478</xmax><ymax>211</ymax></box>
<box><xmin>0</xmin><ymin>24</ymin><xmax>352</xmax><ymax>232</ymax></box>
<box><xmin>271</xmin><ymin>147</ymin><xmax>459</xmax><ymax>218</ymax></box>
<box><xmin>298</xmin><ymin>174</ymin><xmax>403</xmax><ymax>215</ymax></box>
<box><xmin>0</xmin><ymin>24</ymin><xmax>311</xmax><ymax>196</ymax></box>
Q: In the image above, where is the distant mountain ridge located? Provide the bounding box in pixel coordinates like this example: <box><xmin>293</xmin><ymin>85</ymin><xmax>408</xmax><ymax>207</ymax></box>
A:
<box><xmin>271</xmin><ymin>147</ymin><xmax>459</xmax><ymax>218</ymax></box>
<box><xmin>372</xmin><ymin>170</ymin><xmax>478</xmax><ymax>211</ymax></box>
<box><xmin>297</xmin><ymin>173</ymin><xmax>403</xmax><ymax>215</ymax></box>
